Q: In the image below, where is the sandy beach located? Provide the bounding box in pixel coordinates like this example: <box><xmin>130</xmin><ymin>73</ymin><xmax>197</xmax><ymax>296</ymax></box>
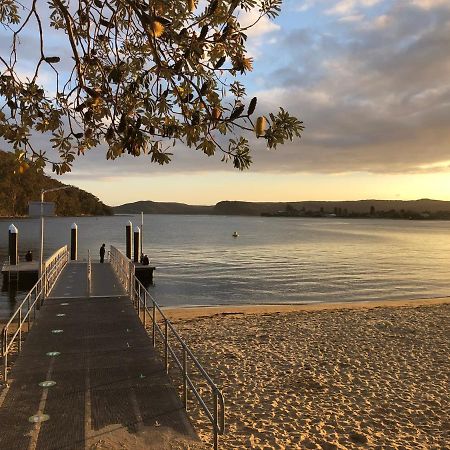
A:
<box><xmin>161</xmin><ymin>298</ymin><xmax>450</xmax><ymax>449</ymax></box>
<box><xmin>1</xmin><ymin>298</ymin><xmax>449</xmax><ymax>448</ymax></box>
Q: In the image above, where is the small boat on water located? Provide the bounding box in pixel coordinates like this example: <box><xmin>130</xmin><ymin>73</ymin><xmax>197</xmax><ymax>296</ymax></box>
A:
<box><xmin>232</xmin><ymin>231</ymin><xmax>239</xmax><ymax>237</ymax></box>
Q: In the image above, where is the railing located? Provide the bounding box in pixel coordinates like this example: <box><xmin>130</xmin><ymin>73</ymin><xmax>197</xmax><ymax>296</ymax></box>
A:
<box><xmin>109</xmin><ymin>246</ymin><xmax>225</xmax><ymax>449</ymax></box>
<box><xmin>87</xmin><ymin>249</ymin><xmax>91</xmax><ymax>296</ymax></box>
<box><xmin>44</xmin><ymin>246</ymin><xmax>69</xmax><ymax>295</ymax></box>
<box><xmin>1</xmin><ymin>245</ymin><xmax>69</xmax><ymax>383</ymax></box>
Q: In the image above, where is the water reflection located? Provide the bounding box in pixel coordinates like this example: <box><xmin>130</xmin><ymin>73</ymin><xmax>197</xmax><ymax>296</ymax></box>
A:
<box><xmin>1</xmin><ymin>272</ymin><xmax>37</xmax><ymax>322</ymax></box>
<box><xmin>1</xmin><ymin>215</ymin><xmax>450</xmax><ymax>321</ymax></box>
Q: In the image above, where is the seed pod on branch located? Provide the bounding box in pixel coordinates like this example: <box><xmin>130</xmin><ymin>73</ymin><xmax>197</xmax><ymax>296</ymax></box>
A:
<box><xmin>44</xmin><ymin>56</ymin><xmax>60</xmax><ymax>63</ymax></box>
<box><xmin>214</xmin><ymin>56</ymin><xmax>226</xmax><ymax>69</ymax></box>
<box><xmin>18</xmin><ymin>162</ymin><xmax>29</xmax><ymax>174</ymax></box>
<box><xmin>212</xmin><ymin>107</ymin><xmax>222</xmax><ymax>120</ymax></box>
<box><xmin>199</xmin><ymin>25</ymin><xmax>208</xmax><ymax>40</ymax></box>
<box><xmin>229</xmin><ymin>104</ymin><xmax>245</xmax><ymax>120</ymax></box>
<box><xmin>255</xmin><ymin>116</ymin><xmax>266</xmax><ymax>137</ymax></box>
<box><xmin>99</xmin><ymin>18</ymin><xmax>112</xmax><ymax>27</ymax></box>
<box><xmin>247</xmin><ymin>97</ymin><xmax>257</xmax><ymax>115</ymax></box>
<box><xmin>188</xmin><ymin>0</ymin><xmax>196</xmax><ymax>12</ymax></box>
<box><xmin>200</xmin><ymin>81</ymin><xmax>210</xmax><ymax>96</ymax></box>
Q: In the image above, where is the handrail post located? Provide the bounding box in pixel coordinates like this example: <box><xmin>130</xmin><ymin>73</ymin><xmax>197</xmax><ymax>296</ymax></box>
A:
<box><xmin>129</xmin><ymin>261</ymin><xmax>133</xmax><ymax>297</ymax></box>
<box><xmin>87</xmin><ymin>249</ymin><xmax>91</xmax><ymax>297</ymax></box>
<box><xmin>183</xmin><ymin>347</ymin><xmax>188</xmax><ymax>410</ymax></box>
<box><xmin>213</xmin><ymin>391</ymin><xmax>219</xmax><ymax>450</ymax></box>
<box><xmin>18</xmin><ymin>309</ymin><xmax>22</xmax><ymax>352</ymax></box>
<box><xmin>36</xmin><ymin>278</ymin><xmax>41</xmax><ymax>311</ymax></box>
<box><xmin>164</xmin><ymin>319</ymin><xmax>169</xmax><ymax>374</ymax></box>
<box><xmin>143</xmin><ymin>292</ymin><xmax>147</xmax><ymax>327</ymax></box>
<box><xmin>27</xmin><ymin>296</ymin><xmax>30</xmax><ymax>332</ymax></box>
<box><xmin>138</xmin><ymin>283</ymin><xmax>141</xmax><ymax>316</ymax></box>
<box><xmin>33</xmin><ymin>288</ymin><xmax>36</xmax><ymax>321</ymax></box>
<box><xmin>42</xmin><ymin>267</ymin><xmax>47</xmax><ymax>304</ymax></box>
<box><xmin>152</xmin><ymin>302</ymin><xmax>156</xmax><ymax>347</ymax></box>
<box><xmin>3</xmin><ymin>328</ymin><xmax>7</xmax><ymax>383</ymax></box>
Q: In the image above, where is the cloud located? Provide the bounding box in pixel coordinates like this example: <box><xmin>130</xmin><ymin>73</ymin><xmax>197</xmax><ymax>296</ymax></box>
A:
<box><xmin>295</xmin><ymin>0</ymin><xmax>317</xmax><ymax>12</ymax></box>
<box><xmin>237</xmin><ymin>9</ymin><xmax>281</xmax><ymax>59</ymax></box>
<box><xmin>247</xmin><ymin>1</ymin><xmax>450</xmax><ymax>174</ymax></box>
<box><xmin>325</xmin><ymin>0</ymin><xmax>381</xmax><ymax>16</ymax></box>
<box><xmin>239</xmin><ymin>10</ymin><xmax>280</xmax><ymax>37</ymax></box>
<box><xmin>2</xmin><ymin>0</ymin><xmax>450</xmax><ymax>181</ymax></box>
<box><xmin>338</xmin><ymin>14</ymin><xmax>365</xmax><ymax>22</ymax></box>
<box><xmin>411</xmin><ymin>0</ymin><xmax>450</xmax><ymax>10</ymax></box>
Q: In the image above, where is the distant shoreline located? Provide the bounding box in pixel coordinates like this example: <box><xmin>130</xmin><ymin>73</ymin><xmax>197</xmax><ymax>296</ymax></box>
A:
<box><xmin>112</xmin><ymin>199</ymin><xmax>450</xmax><ymax>220</ymax></box>
<box><xmin>1</xmin><ymin>213</ymin><xmax>450</xmax><ymax>221</ymax></box>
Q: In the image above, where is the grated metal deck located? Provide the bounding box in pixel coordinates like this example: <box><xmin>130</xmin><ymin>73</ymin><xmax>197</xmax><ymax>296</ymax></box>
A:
<box><xmin>0</xmin><ymin>263</ymin><xmax>199</xmax><ymax>449</ymax></box>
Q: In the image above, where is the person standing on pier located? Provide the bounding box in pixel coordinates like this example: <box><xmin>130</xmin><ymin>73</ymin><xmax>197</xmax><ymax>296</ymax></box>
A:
<box><xmin>100</xmin><ymin>243</ymin><xmax>106</xmax><ymax>263</ymax></box>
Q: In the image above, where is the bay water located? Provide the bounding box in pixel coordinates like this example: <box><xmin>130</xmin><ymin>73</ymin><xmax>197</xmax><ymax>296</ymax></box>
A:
<box><xmin>1</xmin><ymin>215</ymin><xmax>449</xmax><ymax>322</ymax></box>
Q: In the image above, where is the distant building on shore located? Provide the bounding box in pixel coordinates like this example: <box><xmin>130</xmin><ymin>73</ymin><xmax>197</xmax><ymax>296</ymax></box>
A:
<box><xmin>28</xmin><ymin>202</ymin><xmax>56</xmax><ymax>217</ymax></box>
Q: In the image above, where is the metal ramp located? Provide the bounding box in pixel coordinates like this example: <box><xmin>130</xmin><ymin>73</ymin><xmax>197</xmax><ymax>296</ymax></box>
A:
<box><xmin>0</xmin><ymin>262</ymin><xmax>200</xmax><ymax>449</ymax></box>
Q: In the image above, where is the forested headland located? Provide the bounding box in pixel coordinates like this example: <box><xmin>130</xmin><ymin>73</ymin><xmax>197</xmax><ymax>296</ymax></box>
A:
<box><xmin>114</xmin><ymin>199</ymin><xmax>450</xmax><ymax>220</ymax></box>
<box><xmin>0</xmin><ymin>150</ymin><xmax>111</xmax><ymax>217</ymax></box>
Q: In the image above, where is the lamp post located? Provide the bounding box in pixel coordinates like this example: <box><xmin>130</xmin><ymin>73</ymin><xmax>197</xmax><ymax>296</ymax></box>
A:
<box><xmin>39</xmin><ymin>186</ymin><xmax>71</xmax><ymax>278</ymax></box>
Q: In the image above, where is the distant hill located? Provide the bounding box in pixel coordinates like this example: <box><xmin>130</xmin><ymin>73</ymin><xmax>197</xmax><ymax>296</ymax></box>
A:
<box><xmin>113</xmin><ymin>199</ymin><xmax>450</xmax><ymax>218</ymax></box>
<box><xmin>0</xmin><ymin>150</ymin><xmax>112</xmax><ymax>217</ymax></box>
<box><xmin>113</xmin><ymin>200</ymin><xmax>212</xmax><ymax>215</ymax></box>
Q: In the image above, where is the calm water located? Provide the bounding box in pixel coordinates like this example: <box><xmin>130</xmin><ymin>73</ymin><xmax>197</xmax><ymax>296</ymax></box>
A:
<box><xmin>1</xmin><ymin>215</ymin><xmax>450</xmax><ymax>321</ymax></box>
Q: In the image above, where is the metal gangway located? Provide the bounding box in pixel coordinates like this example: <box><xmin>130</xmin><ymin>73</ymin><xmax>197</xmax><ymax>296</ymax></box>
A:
<box><xmin>0</xmin><ymin>245</ymin><xmax>225</xmax><ymax>449</ymax></box>
<box><xmin>109</xmin><ymin>246</ymin><xmax>225</xmax><ymax>449</ymax></box>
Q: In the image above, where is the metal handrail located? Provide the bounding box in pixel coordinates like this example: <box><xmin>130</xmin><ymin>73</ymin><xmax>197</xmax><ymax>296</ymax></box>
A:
<box><xmin>109</xmin><ymin>246</ymin><xmax>225</xmax><ymax>449</ymax></box>
<box><xmin>87</xmin><ymin>249</ymin><xmax>91</xmax><ymax>296</ymax></box>
<box><xmin>1</xmin><ymin>245</ymin><xmax>69</xmax><ymax>383</ymax></box>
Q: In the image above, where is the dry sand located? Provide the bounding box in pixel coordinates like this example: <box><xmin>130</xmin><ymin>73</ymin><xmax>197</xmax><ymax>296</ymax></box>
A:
<box><xmin>163</xmin><ymin>298</ymin><xmax>450</xmax><ymax>449</ymax></box>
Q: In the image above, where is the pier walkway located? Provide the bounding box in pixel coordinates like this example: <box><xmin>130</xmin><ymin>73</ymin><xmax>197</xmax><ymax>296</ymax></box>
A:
<box><xmin>0</xmin><ymin>262</ymin><xmax>200</xmax><ymax>450</ymax></box>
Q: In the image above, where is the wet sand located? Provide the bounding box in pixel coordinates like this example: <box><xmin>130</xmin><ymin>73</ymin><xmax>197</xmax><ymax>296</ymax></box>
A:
<box><xmin>164</xmin><ymin>298</ymin><xmax>450</xmax><ymax>449</ymax></box>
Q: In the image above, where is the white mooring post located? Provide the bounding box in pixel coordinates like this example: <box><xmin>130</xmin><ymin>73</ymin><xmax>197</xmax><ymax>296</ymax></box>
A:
<box><xmin>8</xmin><ymin>224</ymin><xmax>18</xmax><ymax>265</ymax></box>
<box><xmin>133</xmin><ymin>226</ymin><xmax>141</xmax><ymax>263</ymax></box>
<box><xmin>126</xmin><ymin>221</ymin><xmax>133</xmax><ymax>259</ymax></box>
<box><xmin>70</xmin><ymin>223</ymin><xmax>78</xmax><ymax>261</ymax></box>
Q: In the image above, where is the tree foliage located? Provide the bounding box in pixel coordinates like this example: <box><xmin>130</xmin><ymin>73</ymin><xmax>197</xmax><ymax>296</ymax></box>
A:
<box><xmin>0</xmin><ymin>0</ymin><xmax>303</xmax><ymax>174</ymax></box>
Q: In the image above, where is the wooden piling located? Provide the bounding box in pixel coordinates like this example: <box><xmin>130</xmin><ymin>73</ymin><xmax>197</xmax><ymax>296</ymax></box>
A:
<box><xmin>133</xmin><ymin>226</ymin><xmax>140</xmax><ymax>263</ymax></box>
<box><xmin>8</xmin><ymin>224</ymin><xmax>18</xmax><ymax>265</ymax></box>
<box><xmin>70</xmin><ymin>223</ymin><xmax>78</xmax><ymax>261</ymax></box>
<box><xmin>126</xmin><ymin>221</ymin><xmax>132</xmax><ymax>259</ymax></box>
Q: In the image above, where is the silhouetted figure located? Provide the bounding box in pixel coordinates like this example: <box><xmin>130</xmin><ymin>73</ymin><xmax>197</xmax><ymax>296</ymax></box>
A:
<box><xmin>100</xmin><ymin>243</ymin><xmax>106</xmax><ymax>263</ymax></box>
<box><xmin>25</xmin><ymin>250</ymin><xmax>33</xmax><ymax>262</ymax></box>
<box><xmin>142</xmin><ymin>254</ymin><xmax>149</xmax><ymax>266</ymax></box>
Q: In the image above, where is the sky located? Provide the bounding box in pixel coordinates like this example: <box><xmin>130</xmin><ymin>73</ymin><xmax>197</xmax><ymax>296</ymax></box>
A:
<box><xmin>2</xmin><ymin>0</ymin><xmax>450</xmax><ymax>205</ymax></box>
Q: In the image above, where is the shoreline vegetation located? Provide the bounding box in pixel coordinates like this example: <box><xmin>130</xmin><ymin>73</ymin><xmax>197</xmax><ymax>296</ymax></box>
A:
<box><xmin>0</xmin><ymin>150</ymin><xmax>111</xmax><ymax>217</ymax></box>
<box><xmin>162</xmin><ymin>298</ymin><xmax>450</xmax><ymax>449</ymax></box>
